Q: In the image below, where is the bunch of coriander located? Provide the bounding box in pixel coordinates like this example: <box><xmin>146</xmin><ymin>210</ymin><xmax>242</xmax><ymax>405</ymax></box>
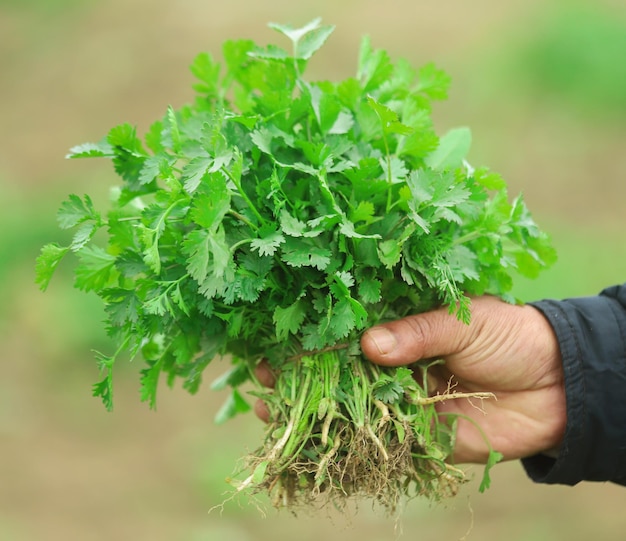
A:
<box><xmin>36</xmin><ymin>19</ymin><xmax>555</xmax><ymax>511</ymax></box>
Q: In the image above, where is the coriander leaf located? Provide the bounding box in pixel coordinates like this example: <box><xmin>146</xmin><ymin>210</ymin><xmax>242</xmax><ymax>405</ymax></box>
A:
<box><xmin>164</xmin><ymin>106</ymin><xmax>182</xmax><ymax>153</ymax></box>
<box><xmin>143</xmin><ymin>285</ymin><xmax>174</xmax><ymax>317</ymax></box>
<box><xmin>103</xmin><ymin>288</ymin><xmax>140</xmax><ymax>327</ymax></box>
<box><xmin>268</xmin><ymin>18</ymin><xmax>333</xmax><ymax>59</ymax></box>
<box><xmin>349</xmin><ymin>201</ymin><xmax>375</xmax><ymax>224</ymax></box>
<box><xmin>183</xmin><ymin>227</ymin><xmax>231</xmax><ymax>285</ymax></box>
<box><xmin>329</xmin><ymin>298</ymin><xmax>357</xmax><ymax>340</ymax></box>
<box><xmin>380</xmin><ymin>155</ymin><xmax>409</xmax><ymax>184</ymax></box>
<box><xmin>140</xmin><ymin>358</ymin><xmax>162</xmax><ymax>409</ymax></box>
<box><xmin>139</xmin><ymin>226</ymin><xmax>162</xmax><ymax>275</ymax></box>
<box><xmin>273</xmin><ymin>299</ymin><xmax>307</xmax><ymax>341</ymax></box>
<box><xmin>479</xmin><ymin>450</ymin><xmax>504</xmax><ymax>493</ymax></box>
<box><xmin>56</xmin><ymin>194</ymin><xmax>99</xmax><ymax>229</ymax></box>
<box><xmin>92</xmin><ymin>374</ymin><xmax>114</xmax><ymax>412</ymax></box>
<box><xmin>74</xmin><ymin>246</ymin><xmax>118</xmax><ymax>292</ymax></box>
<box><xmin>190</xmin><ymin>51</ymin><xmax>221</xmax><ymax>97</ymax></box>
<box><xmin>357</xmin><ymin>277</ymin><xmax>381</xmax><ymax>304</ymax></box>
<box><xmin>367</xmin><ymin>96</ymin><xmax>412</xmax><ymax>136</ymax></box>
<box><xmin>35</xmin><ymin>243</ymin><xmax>70</xmax><ymax>291</ymax></box>
<box><xmin>416</xmin><ymin>63</ymin><xmax>451</xmax><ymax>101</ymax></box>
<box><xmin>170</xmin><ymin>283</ymin><xmax>190</xmax><ymax>316</ymax></box>
<box><xmin>182</xmin><ymin>156</ymin><xmax>213</xmax><ymax>194</ymax></box>
<box><xmin>377</xmin><ymin>239</ymin><xmax>402</xmax><ymax>269</ymax></box>
<box><xmin>66</xmin><ymin>140</ymin><xmax>114</xmax><ymax>159</ymax></box>
<box><xmin>107</xmin><ymin>123</ymin><xmax>146</xmax><ymax>156</ymax></box>
<box><xmin>425</xmin><ymin>127</ymin><xmax>472</xmax><ymax>170</ymax></box>
<box><xmin>139</xmin><ymin>154</ymin><xmax>174</xmax><ymax>186</ymax></box>
<box><xmin>282</xmin><ymin>238</ymin><xmax>331</xmax><ymax>270</ymax></box>
<box><xmin>92</xmin><ymin>348</ymin><xmax>118</xmax><ymax>412</ymax></box>
<box><xmin>474</xmin><ymin>167</ymin><xmax>507</xmax><ymax>190</ymax></box>
<box><xmin>190</xmin><ymin>174</ymin><xmax>231</xmax><ymax>228</ymax></box>
<box><xmin>357</xmin><ymin>36</ymin><xmax>393</xmax><ymax>92</ymax></box>
<box><xmin>250</xmin><ymin>227</ymin><xmax>285</xmax><ymax>257</ymax></box>
<box><xmin>295</xmin><ymin>23</ymin><xmax>335</xmax><ymax>60</ymax></box>
<box><xmin>214</xmin><ymin>388</ymin><xmax>251</xmax><ymax>425</ymax></box>
<box><xmin>335</xmin><ymin>270</ymin><xmax>355</xmax><ymax>290</ymax></box>
<box><xmin>70</xmin><ymin>222</ymin><xmax>98</xmax><ymax>252</ymax></box>
<box><xmin>210</xmin><ymin>362</ymin><xmax>250</xmax><ymax>391</ymax></box>
<box><xmin>372</xmin><ymin>378</ymin><xmax>404</xmax><ymax>404</ymax></box>
<box><xmin>279</xmin><ymin>209</ymin><xmax>307</xmax><ymax>237</ymax></box>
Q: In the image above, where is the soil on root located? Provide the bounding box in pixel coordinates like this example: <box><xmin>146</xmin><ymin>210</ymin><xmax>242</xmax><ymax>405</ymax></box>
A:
<box><xmin>242</xmin><ymin>420</ymin><xmax>468</xmax><ymax>514</ymax></box>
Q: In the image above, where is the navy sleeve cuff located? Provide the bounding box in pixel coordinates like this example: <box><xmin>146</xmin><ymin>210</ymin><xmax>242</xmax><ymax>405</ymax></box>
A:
<box><xmin>522</xmin><ymin>288</ymin><xmax>626</xmax><ymax>486</ymax></box>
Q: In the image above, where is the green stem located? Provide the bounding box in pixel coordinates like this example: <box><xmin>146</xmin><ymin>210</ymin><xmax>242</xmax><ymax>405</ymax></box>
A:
<box><xmin>453</xmin><ymin>230</ymin><xmax>483</xmax><ymax>246</ymax></box>
<box><xmin>221</xmin><ymin>166</ymin><xmax>266</xmax><ymax>226</ymax></box>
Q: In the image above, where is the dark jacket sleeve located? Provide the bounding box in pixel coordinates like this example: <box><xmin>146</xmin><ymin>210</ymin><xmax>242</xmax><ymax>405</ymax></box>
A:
<box><xmin>521</xmin><ymin>284</ymin><xmax>626</xmax><ymax>485</ymax></box>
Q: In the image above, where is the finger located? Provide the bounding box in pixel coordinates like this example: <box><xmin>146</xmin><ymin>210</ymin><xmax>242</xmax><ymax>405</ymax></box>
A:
<box><xmin>254</xmin><ymin>398</ymin><xmax>271</xmax><ymax>423</ymax></box>
<box><xmin>360</xmin><ymin>307</ymin><xmax>475</xmax><ymax>367</ymax></box>
<box><xmin>254</xmin><ymin>359</ymin><xmax>276</xmax><ymax>388</ymax></box>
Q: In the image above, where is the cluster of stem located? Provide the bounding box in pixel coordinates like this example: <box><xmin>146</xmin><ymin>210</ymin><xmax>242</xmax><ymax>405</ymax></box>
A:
<box><xmin>235</xmin><ymin>349</ymin><xmax>489</xmax><ymax>513</ymax></box>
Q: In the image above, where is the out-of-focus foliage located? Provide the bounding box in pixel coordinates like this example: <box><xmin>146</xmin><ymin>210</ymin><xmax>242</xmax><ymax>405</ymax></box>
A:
<box><xmin>0</xmin><ymin>0</ymin><xmax>93</xmax><ymax>14</ymax></box>
<box><xmin>490</xmin><ymin>3</ymin><xmax>626</xmax><ymax>119</ymax></box>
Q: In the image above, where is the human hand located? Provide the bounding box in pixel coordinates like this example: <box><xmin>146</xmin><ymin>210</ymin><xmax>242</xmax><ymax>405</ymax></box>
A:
<box><xmin>360</xmin><ymin>296</ymin><xmax>567</xmax><ymax>464</ymax></box>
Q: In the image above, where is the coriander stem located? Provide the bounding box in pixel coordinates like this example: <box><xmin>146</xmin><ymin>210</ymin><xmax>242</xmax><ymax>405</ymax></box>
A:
<box><xmin>453</xmin><ymin>230</ymin><xmax>482</xmax><ymax>246</ymax></box>
<box><xmin>221</xmin><ymin>167</ymin><xmax>266</xmax><ymax>225</ymax></box>
<box><xmin>228</xmin><ymin>210</ymin><xmax>258</xmax><ymax>231</ymax></box>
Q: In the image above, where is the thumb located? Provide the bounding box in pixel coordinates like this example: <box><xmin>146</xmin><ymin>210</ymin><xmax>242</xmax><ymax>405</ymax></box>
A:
<box><xmin>360</xmin><ymin>307</ymin><xmax>476</xmax><ymax>366</ymax></box>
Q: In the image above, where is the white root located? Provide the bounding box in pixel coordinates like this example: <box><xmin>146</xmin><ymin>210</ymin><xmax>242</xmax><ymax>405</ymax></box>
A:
<box><xmin>235</xmin><ymin>416</ymin><xmax>295</xmax><ymax>493</ymax></box>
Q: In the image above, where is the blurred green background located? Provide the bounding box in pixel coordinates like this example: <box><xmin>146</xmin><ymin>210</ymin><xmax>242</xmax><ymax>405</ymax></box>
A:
<box><xmin>2</xmin><ymin>0</ymin><xmax>626</xmax><ymax>539</ymax></box>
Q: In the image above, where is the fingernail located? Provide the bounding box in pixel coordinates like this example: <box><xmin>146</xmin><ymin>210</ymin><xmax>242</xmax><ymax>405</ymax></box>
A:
<box><xmin>366</xmin><ymin>327</ymin><xmax>398</xmax><ymax>355</ymax></box>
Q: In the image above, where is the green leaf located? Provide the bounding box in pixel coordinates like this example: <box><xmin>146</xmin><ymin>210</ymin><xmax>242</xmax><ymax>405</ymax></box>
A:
<box><xmin>282</xmin><ymin>239</ymin><xmax>331</xmax><ymax>270</ymax></box>
<box><xmin>474</xmin><ymin>167</ymin><xmax>506</xmax><ymax>190</ymax></box>
<box><xmin>416</xmin><ymin>63</ymin><xmax>451</xmax><ymax>100</ymax></box>
<box><xmin>165</xmin><ymin>106</ymin><xmax>182</xmax><ymax>153</ymax></box>
<box><xmin>92</xmin><ymin>369</ymin><xmax>114</xmax><ymax>412</ymax></box>
<box><xmin>273</xmin><ymin>299</ymin><xmax>307</xmax><ymax>341</ymax></box>
<box><xmin>74</xmin><ymin>246</ymin><xmax>118</xmax><ymax>292</ymax></box>
<box><xmin>479</xmin><ymin>450</ymin><xmax>504</xmax><ymax>493</ymax></box>
<box><xmin>358</xmin><ymin>278</ymin><xmax>381</xmax><ymax>304</ymax></box>
<box><xmin>367</xmin><ymin>96</ymin><xmax>412</xmax><ymax>137</ymax></box>
<box><xmin>182</xmin><ymin>156</ymin><xmax>213</xmax><ymax>193</ymax></box>
<box><xmin>250</xmin><ymin>227</ymin><xmax>285</xmax><ymax>257</ymax></box>
<box><xmin>140</xmin><ymin>358</ymin><xmax>162</xmax><ymax>409</ymax></box>
<box><xmin>349</xmin><ymin>201</ymin><xmax>375</xmax><ymax>224</ymax></box>
<box><xmin>190</xmin><ymin>51</ymin><xmax>221</xmax><ymax>97</ymax></box>
<box><xmin>294</xmin><ymin>23</ymin><xmax>335</xmax><ymax>60</ymax></box>
<box><xmin>328</xmin><ymin>298</ymin><xmax>357</xmax><ymax>340</ymax></box>
<box><xmin>70</xmin><ymin>222</ymin><xmax>98</xmax><ymax>252</ymax></box>
<box><xmin>35</xmin><ymin>243</ymin><xmax>69</xmax><ymax>291</ymax></box>
<box><xmin>425</xmin><ymin>127</ymin><xmax>472</xmax><ymax>170</ymax></box>
<box><xmin>183</xmin><ymin>227</ymin><xmax>231</xmax><ymax>285</ymax></box>
<box><xmin>190</xmin><ymin>174</ymin><xmax>231</xmax><ymax>228</ymax></box>
<box><xmin>139</xmin><ymin>226</ymin><xmax>161</xmax><ymax>275</ymax></box>
<box><xmin>357</xmin><ymin>35</ymin><xmax>393</xmax><ymax>92</ymax></box>
<box><xmin>138</xmin><ymin>154</ymin><xmax>173</xmax><ymax>186</ymax></box>
<box><xmin>66</xmin><ymin>140</ymin><xmax>114</xmax><ymax>159</ymax></box>
<box><xmin>104</xmin><ymin>288</ymin><xmax>140</xmax><ymax>327</ymax></box>
<box><xmin>107</xmin><ymin>123</ymin><xmax>145</xmax><ymax>156</ymax></box>
<box><xmin>214</xmin><ymin>388</ymin><xmax>251</xmax><ymax>424</ymax></box>
<box><xmin>377</xmin><ymin>239</ymin><xmax>402</xmax><ymax>269</ymax></box>
<box><xmin>269</xmin><ymin>18</ymin><xmax>335</xmax><ymax>59</ymax></box>
<box><xmin>372</xmin><ymin>378</ymin><xmax>404</xmax><ymax>404</ymax></box>
<box><xmin>251</xmin><ymin>460</ymin><xmax>269</xmax><ymax>485</ymax></box>
<box><xmin>210</xmin><ymin>362</ymin><xmax>250</xmax><ymax>391</ymax></box>
<box><xmin>279</xmin><ymin>209</ymin><xmax>307</xmax><ymax>237</ymax></box>
<box><xmin>56</xmin><ymin>194</ymin><xmax>99</xmax><ymax>229</ymax></box>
